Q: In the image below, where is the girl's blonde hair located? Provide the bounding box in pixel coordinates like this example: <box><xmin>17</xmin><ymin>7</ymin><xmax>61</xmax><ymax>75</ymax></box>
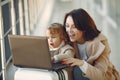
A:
<box><xmin>47</xmin><ymin>23</ymin><xmax>67</xmax><ymax>41</ymax></box>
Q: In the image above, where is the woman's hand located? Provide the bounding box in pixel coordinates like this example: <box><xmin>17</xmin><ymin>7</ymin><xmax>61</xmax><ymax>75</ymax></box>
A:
<box><xmin>62</xmin><ymin>58</ymin><xmax>84</xmax><ymax>67</ymax></box>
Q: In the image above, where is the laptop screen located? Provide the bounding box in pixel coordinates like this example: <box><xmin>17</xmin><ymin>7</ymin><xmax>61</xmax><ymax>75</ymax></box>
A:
<box><xmin>8</xmin><ymin>35</ymin><xmax>53</xmax><ymax>70</ymax></box>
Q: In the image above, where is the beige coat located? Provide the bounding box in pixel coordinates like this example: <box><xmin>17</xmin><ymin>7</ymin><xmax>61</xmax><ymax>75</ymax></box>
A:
<box><xmin>51</xmin><ymin>44</ymin><xmax>75</xmax><ymax>62</ymax></box>
<box><xmin>74</xmin><ymin>33</ymin><xmax>120</xmax><ymax>80</ymax></box>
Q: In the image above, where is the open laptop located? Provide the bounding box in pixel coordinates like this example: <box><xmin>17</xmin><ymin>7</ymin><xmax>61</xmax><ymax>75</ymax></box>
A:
<box><xmin>8</xmin><ymin>35</ymin><xmax>69</xmax><ymax>71</ymax></box>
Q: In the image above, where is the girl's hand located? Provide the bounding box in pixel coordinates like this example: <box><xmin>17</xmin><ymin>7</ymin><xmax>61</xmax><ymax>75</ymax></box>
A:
<box><xmin>51</xmin><ymin>57</ymin><xmax>54</xmax><ymax>62</ymax></box>
<box><xmin>62</xmin><ymin>58</ymin><xmax>84</xmax><ymax>67</ymax></box>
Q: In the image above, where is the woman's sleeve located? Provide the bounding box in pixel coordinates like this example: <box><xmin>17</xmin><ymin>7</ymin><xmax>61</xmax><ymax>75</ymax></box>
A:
<box><xmin>85</xmin><ymin>40</ymin><xmax>111</xmax><ymax>80</ymax></box>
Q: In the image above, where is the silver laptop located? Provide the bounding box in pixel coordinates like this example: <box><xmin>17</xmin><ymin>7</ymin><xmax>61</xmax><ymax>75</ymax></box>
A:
<box><xmin>8</xmin><ymin>35</ymin><xmax>69</xmax><ymax>70</ymax></box>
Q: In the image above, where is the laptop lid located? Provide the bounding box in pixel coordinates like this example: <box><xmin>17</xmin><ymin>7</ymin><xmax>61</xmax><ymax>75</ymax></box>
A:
<box><xmin>8</xmin><ymin>35</ymin><xmax>53</xmax><ymax>70</ymax></box>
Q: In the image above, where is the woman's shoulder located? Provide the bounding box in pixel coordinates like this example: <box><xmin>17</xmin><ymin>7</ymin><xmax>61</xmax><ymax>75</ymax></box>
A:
<box><xmin>86</xmin><ymin>33</ymin><xmax>108</xmax><ymax>60</ymax></box>
<box><xmin>95</xmin><ymin>33</ymin><xmax>107</xmax><ymax>41</ymax></box>
<box><xmin>86</xmin><ymin>33</ymin><xmax>107</xmax><ymax>44</ymax></box>
<box><xmin>85</xmin><ymin>33</ymin><xmax>108</xmax><ymax>53</ymax></box>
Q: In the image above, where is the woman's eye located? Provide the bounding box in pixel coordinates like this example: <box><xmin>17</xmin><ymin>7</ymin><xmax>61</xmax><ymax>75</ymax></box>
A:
<box><xmin>65</xmin><ymin>25</ymin><xmax>69</xmax><ymax>28</ymax></box>
<box><xmin>72</xmin><ymin>27</ymin><xmax>76</xmax><ymax>29</ymax></box>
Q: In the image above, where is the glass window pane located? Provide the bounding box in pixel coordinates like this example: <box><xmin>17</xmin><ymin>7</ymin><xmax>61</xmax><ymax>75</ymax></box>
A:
<box><xmin>107</xmin><ymin>0</ymin><xmax>117</xmax><ymax>22</ymax></box>
<box><xmin>94</xmin><ymin>0</ymin><xmax>102</xmax><ymax>9</ymax></box>
<box><xmin>14</xmin><ymin>0</ymin><xmax>20</xmax><ymax>35</ymax></box>
<box><xmin>2</xmin><ymin>3</ymin><xmax>12</xmax><ymax>62</ymax></box>
<box><xmin>2</xmin><ymin>3</ymin><xmax>11</xmax><ymax>34</ymax></box>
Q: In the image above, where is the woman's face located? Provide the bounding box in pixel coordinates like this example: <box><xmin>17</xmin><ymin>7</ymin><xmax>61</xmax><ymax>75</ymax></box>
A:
<box><xmin>65</xmin><ymin>16</ymin><xmax>84</xmax><ymax>43</ymax></box>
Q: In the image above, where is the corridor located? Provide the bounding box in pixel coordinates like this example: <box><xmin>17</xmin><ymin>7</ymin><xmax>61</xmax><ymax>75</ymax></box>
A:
<box><xmin>0</xmin><ymin>0</ymin><xmax>120</xmax><ymax>80</ymax></box>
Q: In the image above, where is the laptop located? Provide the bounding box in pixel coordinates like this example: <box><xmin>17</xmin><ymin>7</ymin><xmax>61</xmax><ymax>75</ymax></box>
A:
<box><xmin>8</xmin><ymin>35</ymin><xmax>69</xmax><ymax>71</ymax></box>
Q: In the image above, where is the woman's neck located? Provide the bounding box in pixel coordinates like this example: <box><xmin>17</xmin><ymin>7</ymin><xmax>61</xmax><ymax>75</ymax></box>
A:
<box><xmin>77</xmin><ymin>38</ymin><xmax>85</xmax><ymax>44</ymax></box>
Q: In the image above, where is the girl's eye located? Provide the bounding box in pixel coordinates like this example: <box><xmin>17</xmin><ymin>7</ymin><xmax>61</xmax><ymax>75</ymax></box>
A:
<box><xmin>52</xmin><ymin>37</ymin><xmax>57</xmax><ymax>42</ymax></box>
<box><xmin>52</xmin><ymin>37</ymin><xmax>56</xmax><ymax>39</ymax></box>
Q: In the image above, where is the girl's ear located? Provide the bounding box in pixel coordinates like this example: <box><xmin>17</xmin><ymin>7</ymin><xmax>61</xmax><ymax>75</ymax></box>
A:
<box><xmin>60</xmin><ymin>35</ymin><xmax>65</xmax><ymax>40</ymax></box>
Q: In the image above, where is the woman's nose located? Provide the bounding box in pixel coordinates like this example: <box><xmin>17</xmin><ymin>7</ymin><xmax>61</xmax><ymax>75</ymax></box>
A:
<box><xmin>67</xmin><ymin>27</ymin><xmax>73</xmax><ymax>33</ymax></box>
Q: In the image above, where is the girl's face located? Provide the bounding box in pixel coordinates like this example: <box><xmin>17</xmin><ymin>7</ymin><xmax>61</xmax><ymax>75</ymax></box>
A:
<box><xmin>46</xmin><ymin>30</ymin><xmax>62</xmax><ymax>49</ymax></box>
<box><xmin>65</xmin><ymin>16</ymin><xmax>84</xmax><ymax>43</ymax></box>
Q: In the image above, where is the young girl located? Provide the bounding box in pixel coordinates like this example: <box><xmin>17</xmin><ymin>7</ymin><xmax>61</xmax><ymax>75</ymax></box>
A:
<box><xmin>46</xmin><ymin>23</ymin><xmax>75</xmax><ymax>63</ymax></box>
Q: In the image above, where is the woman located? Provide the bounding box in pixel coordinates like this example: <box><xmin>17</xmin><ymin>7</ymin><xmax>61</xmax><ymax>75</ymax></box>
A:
<box><xmin>62</xmin><ymin>8</ymin><xmax>120</xmax><ymax>80</ymax></box>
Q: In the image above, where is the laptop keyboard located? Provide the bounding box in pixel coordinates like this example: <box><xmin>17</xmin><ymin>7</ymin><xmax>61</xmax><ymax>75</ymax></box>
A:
<box><xmin>52</xmin><ymin>62</ymin><xmax>70</xmax><ymax>70</ymax></box>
